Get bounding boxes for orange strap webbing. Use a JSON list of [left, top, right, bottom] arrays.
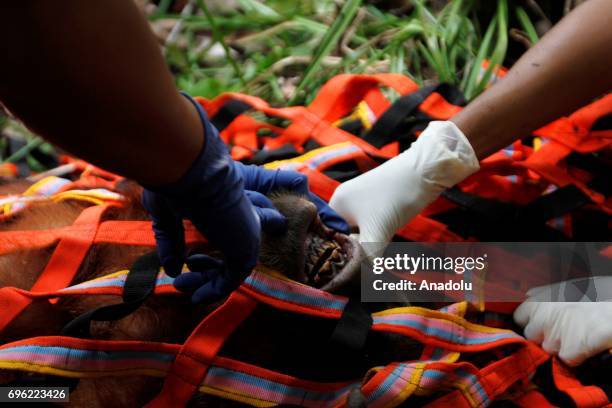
[[0, 212, 205, 332], [551, 358, 610, 408], [148, 290, 258, 407], [0, 205, 107, 331], [204, 74, 611, 245]]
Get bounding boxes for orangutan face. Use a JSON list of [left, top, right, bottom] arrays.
[[259, 193, 361, 292]]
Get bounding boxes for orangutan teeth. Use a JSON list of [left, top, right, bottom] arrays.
[[304, 234, 347, 285]]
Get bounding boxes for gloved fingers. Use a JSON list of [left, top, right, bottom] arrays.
[[173, 271, 214, 293], [236, 165, 308, 195], [142, 190, 186, 278], [357, 216, 394, 259], [233, 162, 265, 191], [329, 181, 358, 225], [254, 207, 288, 234], [190, 272, 239, 304], [523, 320, 546, 345], [559, 349, 586, 368], [540, 335, 561, 356], [237, 164, 349, 233], [307, 192, 350, 234], [274, 171, 352, 233], [177, 255, 226, 293], [152, 219, 186, 278], [514, 301, 547, 344], [560, 306, 612, 367], [186, 253, 224, 271], [245, 190, 287, 234], [244, 190, 273, 207], [558, 336, 586, 367], [513, 300, 536, 327]]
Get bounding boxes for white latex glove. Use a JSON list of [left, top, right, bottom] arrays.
[[330, 121, 479, 247], [514, 279, 612, 366]]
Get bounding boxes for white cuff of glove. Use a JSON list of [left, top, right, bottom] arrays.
[[330, 121, 479, 249]]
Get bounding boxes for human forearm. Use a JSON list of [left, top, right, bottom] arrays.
[[0, 0, 202, 186], [452, 0, 612, 159]]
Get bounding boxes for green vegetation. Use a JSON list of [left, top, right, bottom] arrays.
[[159, 0, 529, 106]]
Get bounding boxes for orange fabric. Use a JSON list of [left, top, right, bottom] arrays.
[[514, 389, 555, 408], [0, 220, 204, 256], [0, 205, 107, 331], [426, 343, 549, 408], [148, 291, 257, 407], [552, 358, 610, 408]]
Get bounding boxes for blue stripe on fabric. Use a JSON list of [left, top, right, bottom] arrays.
[[156, 276, 175, 286], [61, 277, 127, 291], [372, 317, 516, 345], [62, 275, 174, 292], [456, 368, 488, 403], [0, 345, 175, 363], [209, 367, 352, 402], [368, 365, 407, 402], [244, 276, 346, 311], [420, 368, 488, 404], [422, 369, 447, 382]]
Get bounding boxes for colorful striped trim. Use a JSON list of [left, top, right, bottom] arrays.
[[6, 269, 178, 300], [0, 176, 124, 216], [0, 264, 532, 408], [0, 339, 358, 407], [264, 142, 359, 172], [59, 270, 176, 295], [0, 337, 499, 408], [202, 366, 355, 407], [363, 361, 491, 408], [244, 271, 347, 314], [0, 343, 175, 379], [372, 307, 522, 347]]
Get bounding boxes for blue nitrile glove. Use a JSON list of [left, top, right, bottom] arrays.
[[173, 163, 351, 297], [142, 94, 270, 304], [234, 162, 350, 234]]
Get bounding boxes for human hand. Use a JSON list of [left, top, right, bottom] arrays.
[[144, 95, 349, 303], [234, 161, 349, 234], [514, 300, 612, 366], [330, 121, 479, 251], [142, 95, 262, 303], [172, 163, 351, 300]]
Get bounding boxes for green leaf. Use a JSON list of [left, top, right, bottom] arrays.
[[237, 0, 280, 18], [194, 0, 246, 87], [515, 6, 539, 44], [290, 0, 363, 104]]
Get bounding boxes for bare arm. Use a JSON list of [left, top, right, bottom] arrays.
[[0, 0, 202, 186], [452, 0, 612, 159]]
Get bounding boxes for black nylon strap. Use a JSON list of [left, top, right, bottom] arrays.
[[443, 164, 610, 228], [441, 187, 516, 221], [362, 85, 437, 149], [61, 252, 161, 338], [361, 83, 466, 149], [247, 143, 300, 165], [329, 296, 373, 352], [518, 185, 591, 223], [210, 99, 252, 132]]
